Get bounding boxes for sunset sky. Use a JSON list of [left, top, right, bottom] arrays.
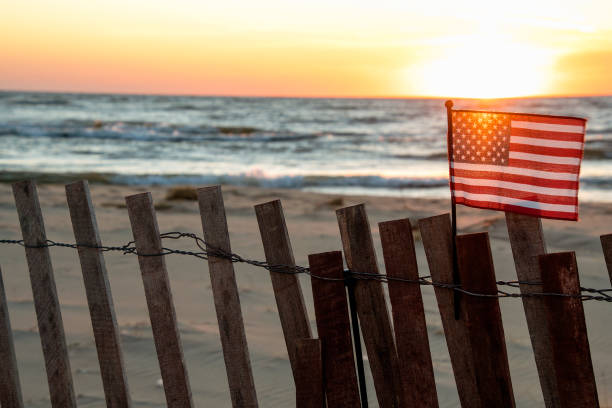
[[2, 0, 611, 98]]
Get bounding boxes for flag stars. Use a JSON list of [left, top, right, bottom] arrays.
[[453, 111, 510, 165]]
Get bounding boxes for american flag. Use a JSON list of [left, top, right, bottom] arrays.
[[449, 109, 586, 221]]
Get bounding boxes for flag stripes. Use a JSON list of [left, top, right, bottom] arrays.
[[452, 191, 577, 220], [452, 168, 579, 190], [451, 162, 578, 181], [450, 110, 586, 221], [505, 158, 579, 174], [510, 120, 584, 133], [508, 151, 581, 165], [511, 127, 584, 142], [452, 177, 577, 197], [453, 184, 578, 206], [509, 136, 583, 150]]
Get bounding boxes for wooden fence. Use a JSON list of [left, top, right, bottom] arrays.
[[0, 179, 610, 407]]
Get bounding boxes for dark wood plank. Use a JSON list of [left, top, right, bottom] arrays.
[[254, 200, 311, 379], [0, 265, 24, 408], [309, 251, 361, 407], [12, 180, 77, 408], [539, 252, 599, 408], [505, 213, 559, 407], [418, 214, 480, 408], [65, 180, 131, 408], [294, 338, 324, 408], [336, 204, 403, 408], [601, 234, 612, 285], [456, 232, 515, 408], [198, 186, 258, 408], [379, 218, 439, 408], [125, 192, 193, 408]]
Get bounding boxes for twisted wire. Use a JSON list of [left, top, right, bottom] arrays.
[[1, 233, 611, 301]]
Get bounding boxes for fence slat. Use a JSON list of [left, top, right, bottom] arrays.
[[336, 204, 403, 408], [309, 251, 361, 407], [12, 180, 77, 408], [0, 265, 24, 408], [125, 192, 193, 408], [197, 186, 258, 408], [294, 338, 324, 408], [505, 213, 559, 407], [379, 218, 439, 408], [254, 200, 311, 379], [539, 252, 599, 408], [418, 214, 480, 408], [456, 232, 515, 407], [601, 234, 612, 285], [65, 180, 131, 408]]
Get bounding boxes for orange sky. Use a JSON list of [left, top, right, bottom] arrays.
[[1, 0, 611, 98]]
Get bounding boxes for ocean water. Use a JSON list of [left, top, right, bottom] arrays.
[[1, 91, 611, 201]]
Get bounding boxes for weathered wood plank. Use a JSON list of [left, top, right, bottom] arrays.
[[379, 218, 439, 408], [456, 232, 515, 408], [505, 212, 559, 407], [336, 204, 403, 408], [539, 252, 599, 408], [12, 180, 77, 408], [601, 234, 612, 285], [198, 186, 258, 408], [418, 214, 480, 408], [309, 251, 361, 407], [254, 200, 311, 379], [294, 338, 324, 408], [0, 265, 24, 408], [125, 192, 193, 408], [65, 180, 131, 408]]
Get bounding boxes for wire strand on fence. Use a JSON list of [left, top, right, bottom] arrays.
[[1, 233, 611, 302]]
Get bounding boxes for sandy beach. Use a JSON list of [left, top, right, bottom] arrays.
[[0, 182, 610, 407]]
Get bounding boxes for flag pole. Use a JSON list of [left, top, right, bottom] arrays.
[[445, 100, 461, 320]]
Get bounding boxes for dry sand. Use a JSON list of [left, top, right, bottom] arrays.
[[0, 182, 610, 407]]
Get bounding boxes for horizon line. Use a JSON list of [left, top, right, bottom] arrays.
[[1, 87, 610, 100]]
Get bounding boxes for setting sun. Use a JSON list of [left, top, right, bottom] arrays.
[[409, 36, 552, 98]]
